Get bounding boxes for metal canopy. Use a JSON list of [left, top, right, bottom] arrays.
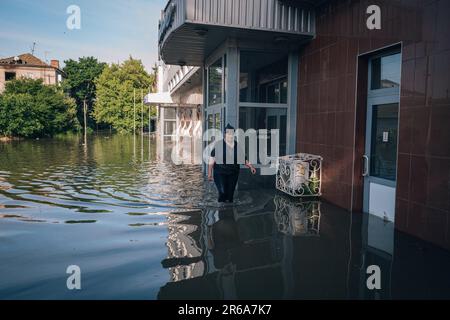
[[144, 92, 174, 106], [277, 0, 331, 7], [144, 92, 199, 107], [158, 0, 316, 66]]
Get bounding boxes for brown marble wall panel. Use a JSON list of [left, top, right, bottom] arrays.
[[296, 0, 450, 250]]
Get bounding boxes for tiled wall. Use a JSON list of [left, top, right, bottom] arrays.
[[296, 0, 450, 249]]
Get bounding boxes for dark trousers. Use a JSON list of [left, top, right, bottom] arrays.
[[213, 171, 239, 202]]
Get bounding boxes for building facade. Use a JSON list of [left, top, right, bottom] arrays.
[[145, 61, 203, 163], [0, 53, 65, 93], [156, 0, 450, 250], [295, 0, 450, 250]]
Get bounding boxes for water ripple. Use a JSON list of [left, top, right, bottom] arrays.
[[0, 135, 209, 224]]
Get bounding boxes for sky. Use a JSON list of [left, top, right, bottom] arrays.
[[0, 0, 167, 72]]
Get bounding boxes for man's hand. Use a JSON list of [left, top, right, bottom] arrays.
[[250, 166, 256, 175], [208, 173, 213, 181]]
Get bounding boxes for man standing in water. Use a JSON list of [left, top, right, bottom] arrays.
[[208, 124, 257, 203]]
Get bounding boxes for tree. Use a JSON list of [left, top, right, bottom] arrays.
[[0, 79, 79, 138], [93, 57, 156, 133], [62, 57, 106, 129]]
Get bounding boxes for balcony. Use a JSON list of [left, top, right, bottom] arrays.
[[158, 0, 317, 66], [166, 65, 200, 94]]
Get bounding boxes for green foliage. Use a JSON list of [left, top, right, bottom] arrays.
[[93, 57, 156, 133], [62, 57, 106, 127], [0, 79, 80, 138]]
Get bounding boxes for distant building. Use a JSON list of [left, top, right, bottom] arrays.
[[145, 61, 203, 163], [0, 53, 65, 93]]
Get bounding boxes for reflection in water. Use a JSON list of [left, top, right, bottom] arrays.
[[159, 192, 450, 300], [0, 134, 207, 217], [158, 195, 329, 299], [274, 195, 320, 236], [159, 197, 289, 299], [1, 134, 450, 299]]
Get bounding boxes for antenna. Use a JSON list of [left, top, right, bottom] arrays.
[[31, 42, 36, 55], [44, 50, 50, 64]]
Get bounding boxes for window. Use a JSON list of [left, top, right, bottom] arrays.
[[239, 51, 288, 104], [238, 51, 289, 158], [164, 107, 176, 120], [206, 113, 218, 143], [261, 79, 288, 104], [5, 72, 16, 81], [223, 55, 227, 103], [207, 114, 214, 130], [370, 52, 401, 90], [164, 121, 176, 135], [239, 107, 287, 157], [208, 58, 223, 106], [214, 113, 220, 129], [163, 107, 176, 136], [280, 81, 288, 103], [369, 103, 399, 180], [265, 82, 280, 103], [206, 113, 222, 130]]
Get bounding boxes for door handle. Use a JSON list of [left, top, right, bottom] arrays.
[[362, 155, 369, 176]]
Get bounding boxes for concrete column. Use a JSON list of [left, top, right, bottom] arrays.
[[225, 44, 239, 129], [287, 52, 299, 155], [202, 66, 208, 173]]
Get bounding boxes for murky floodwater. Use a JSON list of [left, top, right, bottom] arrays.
[[1, 134, 450, 299]]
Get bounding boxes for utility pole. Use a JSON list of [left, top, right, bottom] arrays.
[[83, 83, 91, 145], [141, 89, 144, 160], [149, 103, 152, 158], [148, 85, 152, 133], [83, 99, 87, 145], [133, 89, 136, 136], [44, 50, 50, 64], [148, 105, 151, 133], [141, 89, 144, 136], [31, 42, 36, 55]]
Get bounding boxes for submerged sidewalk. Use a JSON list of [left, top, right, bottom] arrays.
[[159, 173, 450, 300]]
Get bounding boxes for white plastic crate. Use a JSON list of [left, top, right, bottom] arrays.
[[276, 153, 322, 197]]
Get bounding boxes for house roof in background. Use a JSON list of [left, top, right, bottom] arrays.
[[0, 53, 64, 73], [0, 53, 48, 66]]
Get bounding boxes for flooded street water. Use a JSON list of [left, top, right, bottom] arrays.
[[1, 134, 450, 299]]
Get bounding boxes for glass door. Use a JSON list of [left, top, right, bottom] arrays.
[[205, 55, 225, 143], [206, 106, 223, 142], [266, 108, 287, 157], [363, 51, 401, 221]]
